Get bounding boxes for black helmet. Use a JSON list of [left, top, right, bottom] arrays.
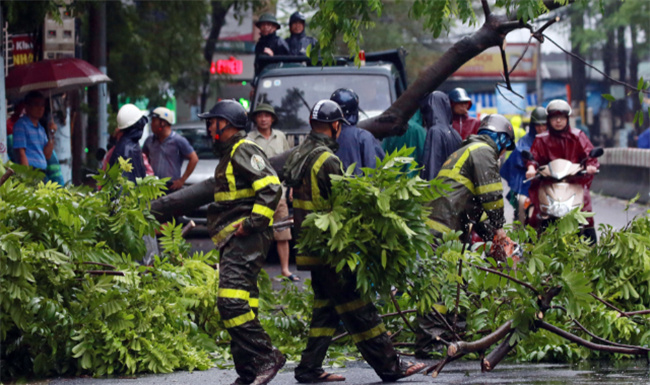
[[448, 88, 472, 107], [256, 13, 281, 29], [330, 88, 359, 125], [198, 99, 248, 129], [310, 100, 350, 125], [478, 114, 516, 151], [289, 11, 306, 25], [530, 106, 547, 125]]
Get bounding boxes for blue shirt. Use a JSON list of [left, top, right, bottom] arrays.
[[143, 132, 195, 181], [638, 128, 650, 149], [500, 131, 536, 196], [12, 115, 48, 170], [336, 123, 385, 175]]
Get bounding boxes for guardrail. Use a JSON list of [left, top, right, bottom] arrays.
[[592, 148, 650, 204]]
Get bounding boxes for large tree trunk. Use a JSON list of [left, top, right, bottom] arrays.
[[200, 1, 233, 112], [359, 0, 568, 139]]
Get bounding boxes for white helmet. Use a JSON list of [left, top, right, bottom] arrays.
[[546, 99, 572, 117], [117, 104, 146, 130], [150, 107, 175, 125]]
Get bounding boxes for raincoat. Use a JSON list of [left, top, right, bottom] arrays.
[[109, 120, 147, 182], [336, 123, 385, 176], [284, 131, 407, 383], [526, 125, 599, 228], [500, 130, 536, 197], [285, 31, 317, 56], [420, 92, 463, 180], [209, 131, 283, 383], [427, 135, 505, 242], [452, 113, 481, 140], [254, 32, 289, 76], [381, 111, 426, 178]]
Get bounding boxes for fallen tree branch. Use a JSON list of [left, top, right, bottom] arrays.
[[381, 309, 418, 318], [84, 270, 125, 276], [0, 167, 15, 187], [481, 330, 517, 372], [79, 261, 117, 269], [590, 293, 628, 317], [535, 321, 648, 355], [447, 320, 513, 357], [390, 291, 418, 335], [468, 263, 539, 295], [425, 353, 464, 377]]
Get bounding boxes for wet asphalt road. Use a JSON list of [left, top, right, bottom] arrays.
[[23, 193, 650, 385]]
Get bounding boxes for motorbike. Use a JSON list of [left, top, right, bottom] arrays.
[[521, 148, 603, 230]]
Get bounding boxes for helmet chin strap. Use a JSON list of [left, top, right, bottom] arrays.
[[212, 118, 233, 141]]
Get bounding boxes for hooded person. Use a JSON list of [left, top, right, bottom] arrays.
[[525, 99, 599, 244], [285, 11, 318, 56], [500, 107, 547, 224], [330, 88, 385, 175], [448, 88, 481, 140], [419, 91, 463, 180], [109, 104, 148, 182]]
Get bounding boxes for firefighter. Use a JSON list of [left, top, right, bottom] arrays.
[[198, 100, 284, 385], [284, 100, 425, 383]]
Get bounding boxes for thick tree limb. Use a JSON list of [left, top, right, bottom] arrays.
[[150, 177, 215, 222], [535, 321, 648, 355], [481, 331, 517, 372], [447, 320, 513, 357], [590, 293, 629, 317]]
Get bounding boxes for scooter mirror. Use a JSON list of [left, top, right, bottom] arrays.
[[521, 150, 534, 161], [589, 148, 604, 158]]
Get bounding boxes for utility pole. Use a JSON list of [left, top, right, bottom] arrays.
[[0, 6, 7, 163], [97, 1, 108, 151]]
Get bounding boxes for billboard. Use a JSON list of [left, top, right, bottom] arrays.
[[452, 43, 538, 79]]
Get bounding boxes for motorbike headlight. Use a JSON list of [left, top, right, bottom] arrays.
[[541, 195, 576, 218]]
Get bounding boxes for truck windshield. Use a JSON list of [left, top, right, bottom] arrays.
[[254, 74, 391, 132]]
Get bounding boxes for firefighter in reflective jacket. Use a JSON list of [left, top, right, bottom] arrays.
[[284, 100, 425, 383], [427, 114, 515, 244], [199, 100, 284, 385]]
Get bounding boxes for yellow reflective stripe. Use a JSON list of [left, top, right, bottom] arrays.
[[335, 298, 368, 314], [296, 256, 323, 266], [218, 288, 249, 300], [309, 328, 336, 338], [252, 204, 275, 220], [482, 199, 504, 211], [214, 189, 255, 202], [212, 217, 246, 245], [252, 175, 280, 192], [313, 299, 331, 308], [223, 310, 256, 328], [249, 298, 259, 308], [293, 199, 315, 211], [437, 169, 476, 195], [426, 219, 453, 234], [311, 152, 333, 204], [351, 323, 387, 344], [476, 182, 503, 195]]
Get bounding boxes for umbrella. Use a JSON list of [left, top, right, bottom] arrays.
[[5, 57, 111, 98]]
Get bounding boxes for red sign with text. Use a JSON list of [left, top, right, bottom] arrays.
[[12, 34, 36, 66], [211, 56, 243, 75]]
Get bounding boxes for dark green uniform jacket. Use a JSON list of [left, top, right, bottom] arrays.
[[208, 131, 282, 248], [283, 131, 342, 271], [427, 135, 505, 241]]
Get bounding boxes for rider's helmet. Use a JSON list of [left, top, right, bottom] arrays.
[[477, 114, 516, 151], [150, 107, 175, 126], [448, 88, 473, 108], [117, 104, 147, 130], [330, 88, 359, 125], [530, 106, 548, 125], [546, 99, 572, 117], [289, 11, 306, 26], [256, 13, 281, 29], [310, 100, 350, 125], [198, 99, 248, 129]]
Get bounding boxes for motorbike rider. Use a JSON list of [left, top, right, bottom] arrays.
[[448, 88, 481, 140], [420, 91, 462, 180], [199, 100, 285, 385], [525, 99, 599, 244], [500, 107, 547, 225], [109, 104, 148, 182], [284, 99, 425, 383], [285, 11, 318, 56], [330, 88, 385, 175]]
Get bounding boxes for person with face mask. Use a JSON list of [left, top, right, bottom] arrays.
[[448, 88, 481, 140], [109, 104, 148, 182], [525, 99, 599, 244], [500, 107, 547, 225], [198, 100, 284, 385], [285, 11, 318, 56], [419, 91, 463, 180], [284, 100, 425, 383]]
